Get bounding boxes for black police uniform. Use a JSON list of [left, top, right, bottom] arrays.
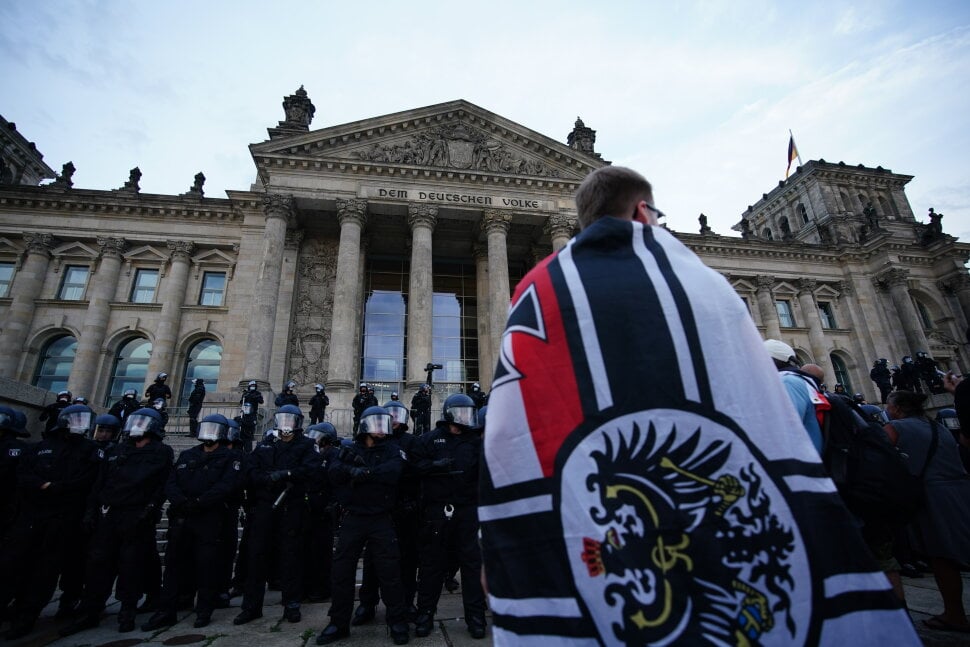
[[869, 364, 892, 404], [154, 444, 242, 622], [240, 389, 264, 450], [326, 436, 408, 632], [73, 437, 173, 630], [303, 442, 338, 601], [410, 391, 432, 435], [899, 360, 920, 392], [411, 422, 486, 632], [0, 432, 26, 542], [108, 395, 141, 423], [145, 380, 172, 402], [0, 430, 99, 637], [309, 392, 330, 425], [187, 383, 206, 437], [38, 398, 70, 435], [237, 432, 318, 619], [351, 391, 377, 433], [219, 441, 247, 602], [275, 391, 300, 407], [469, 388, 488, 410]]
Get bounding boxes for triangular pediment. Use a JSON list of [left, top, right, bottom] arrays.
[[192, 248, 235, 266], [124, 245, 169, 264], [52, 241, 98, 258], [251, 100, 602, 182], [0, 237, 23, 256]]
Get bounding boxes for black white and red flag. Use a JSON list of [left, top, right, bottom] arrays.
[[480, 216, 917, 646]]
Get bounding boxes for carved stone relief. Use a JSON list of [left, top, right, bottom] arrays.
[[288, 238, 339, 386]]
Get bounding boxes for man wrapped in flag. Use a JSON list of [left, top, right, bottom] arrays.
[[479, 166, 918, 646]]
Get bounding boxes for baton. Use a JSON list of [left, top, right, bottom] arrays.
[[272, 482, 293, 510]]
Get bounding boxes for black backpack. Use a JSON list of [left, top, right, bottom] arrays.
[[822, 396, 937, 527]]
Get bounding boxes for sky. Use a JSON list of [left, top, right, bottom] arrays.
[[1, 0, 968, 240]]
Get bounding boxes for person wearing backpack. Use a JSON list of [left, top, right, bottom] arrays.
[[884, 390, 970, 634]]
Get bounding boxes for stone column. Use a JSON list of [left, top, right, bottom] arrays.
[[837, 280, 880, 364], [755, 275, 782, 340], [146, 240, 194, 386], [0, 233, 56, 378], [796, 279, 830, 377], [482, 210, 512, 370], [68, 237, 126, 398], [878, 268, 929, 356], [405, 204, 437, 389], [326, 199, 367, 390], [546, 213, 576, 252], [242, 195, 293, 382], [474, 243, 492, 388], [940, 275, 970, 327]]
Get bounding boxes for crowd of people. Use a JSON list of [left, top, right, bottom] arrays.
[[0, 374, 490, 645]]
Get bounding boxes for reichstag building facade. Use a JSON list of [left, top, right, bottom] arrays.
[[0, 89, 967, 426]]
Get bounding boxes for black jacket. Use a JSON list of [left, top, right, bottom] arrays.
[[165, 444, 241, 514], [329, 438, 404, 515], [187, 385, 206, 418], [16, 433, 99, 520], [411, 423, 482, 507], [245, 433, 318, 504], [89, 439, 173, 513]]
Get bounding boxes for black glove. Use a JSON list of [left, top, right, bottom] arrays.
[[432, 457, 454, 470], [338, 446, 354, 462], [352, 453, 367, 467], [349, 467, 370, 482], [269, 469, 290, 483]]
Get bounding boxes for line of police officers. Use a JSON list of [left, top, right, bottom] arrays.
[[0, 388, 489, 645]]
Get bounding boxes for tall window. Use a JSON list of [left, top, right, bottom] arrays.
[[58, 265, 89, 300], [179, 339, 223, 405], [763, 228, 773, 241], [33, 335, 77, 393], [914, 299, 934, 330], [130, 268, 159, 303], [106, 338, 152, 406], [199, 271, 226, 306], [360, 260, 408, 398], [0, 262, 14, 297], [431, 262, 479, 396], [831, 353, 853, 393], [818, 302, 836, 329], [775, 300, 795, 328]]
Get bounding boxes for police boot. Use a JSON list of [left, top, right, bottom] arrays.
[[351, 604, 375, 626], [118, 606, 137, 633], [233, 608, 263, 625], [316, 622, 349, 644], [414, 612, 434, 637], [467, 616, 487, 639], [141, 610, 177, 631], [283, 604, 302, 623], [390, 621, 410, 645], [58, 612, 101, 636], [193, 612, 212, 628]]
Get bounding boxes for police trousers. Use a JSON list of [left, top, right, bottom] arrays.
[[415, 503, 485, 621]]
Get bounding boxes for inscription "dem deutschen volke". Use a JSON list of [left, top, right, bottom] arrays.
[[370, 187, 540, 209]]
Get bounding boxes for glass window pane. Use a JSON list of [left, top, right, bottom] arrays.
[[130, 269, 159, 303], [59, 266, 89, 300], [107, 338, 152, 405], [775, 300, 795, 328], [830, 354, 853, 393], [179, 339, 223, 405], [818, 302, 836, 329], [200, 272, 226, 306], [0, 262, 14, 297], [33, 335, 77, 393]]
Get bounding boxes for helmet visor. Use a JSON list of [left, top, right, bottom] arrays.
[[388, 406, 409, 425], [0, 410, 15, 431], [124, 413, 154, 438], [448, 406, 478, 428], [198, 421, 226, 441], [64, 410, 93, 435], [307, 429, 324, 442], [275, 411, 301, 433], [361, 413, 392, 437], [941, 417, 961, 431]]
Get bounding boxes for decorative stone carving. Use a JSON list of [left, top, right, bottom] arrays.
[[698, 213, 713, 235], [481, 210, 512, 236], [336, 198, 368, 229], [352, 120, 561, 177], [836, 280, 854, 297], [119, 167, 141, 193], [166, 240, 195, 260], [472, 242, 488, 261], [755, 275, 775, 291], [288, 238, 339, 385], [182, 172, 205, 198], [937, 274, 970, 295], [51, 161, 75, 189], [567, 117, 597, 157], [878, 268, 910, 288], [407, 204, 438, 230], [545, 213, 576, 239], [23, 232, 56, 257], [262, 193, 295, 225], [97, 236, 127, 258], [285, 229, 305, 250], [280, 85, 315, 130], [796, 278, 817, 296]]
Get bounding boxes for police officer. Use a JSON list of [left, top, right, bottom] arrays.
[[467, 382, 488, 410], [309, 384, 330, 425], [187, 378, 206, 437], [218, 417, 246, 605], [108, 388, 141, 423], [351, 383, 373, 434], [39, 389, 72, 435], [0, 404, 99, 640], [411, 394, 487, 640], [916, 350, 944, 393], [60, 408, 174, 636], [316, 406, 409, 645], [899, 355, 920, 392], [869, 359, 893, 404], [91, 414, 121, 450], [146, 372, 172, 403], [152, 397, 170, 431], [240, 380, 265, 451], [0, 405, 29, 541], [410, 384, 432, 436], [276, 380, 300, 407], [234, 404, 318, 625], [142, 414, 242, 630], [353, 400, 420, 625], [304, 421, 340, 602]]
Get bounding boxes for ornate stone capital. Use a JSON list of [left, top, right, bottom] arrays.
[[407, 204, 438, 231], [481, 209, 512, 236], [796, 278, 817, 296], [23, 232, 56, 257], [938, 274, 970, 295], [879, 268, 910, 288], [336, 198, 368, 229], [836, 280, 854, 297], [285, 229, 305, 250], [545, 213, 577, 239], [473, 243, 489, 262], [755, 275, 775, 292], [166, 240, 195, 261], [97, 236, 127, 259], [262, 194, 295, 224]]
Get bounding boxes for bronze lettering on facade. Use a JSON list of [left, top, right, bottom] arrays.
[[367, 185, 546, 210]]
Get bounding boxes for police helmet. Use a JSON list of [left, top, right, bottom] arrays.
[[306, 422, 338, 445], [891, 365, 900, 371], [916, 351, 928, 358], [853, 393, 865, 403], [73, 396, 89, 405], [936, 408, 960, 432], [442, 393, 478, 429], [860, 404, 889, 424], [194, 378, 205, 386], [383, 400, 409, 426], [123, 388, 137, 398], [359, 382, 368, 392], [359, 406, 392, 437], [198, 413, 230, 442], [284, 380, 297, 391], [471, 382, 481, 392], [93, 414, 122, 440], [879, 358, 888, 365], [0, 405, 29, 438], [58, 404, 94, 435], [12, 409, 28, 437], [57, 390, 72, 402], [903, 355, 913, 363], [156, 372, 168, 381], [152, 397, 166, 410], [123, 408, 164, 439], [315, 383, 325, 392], [226, 418, 241, 443], [274, 404, 303, 435], [390, 391, 399, 400], [248, 380, 258, 390]]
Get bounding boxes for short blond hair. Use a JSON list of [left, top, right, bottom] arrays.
[[575, 166, 653, 229]]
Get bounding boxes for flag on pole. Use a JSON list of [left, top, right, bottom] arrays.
[[786, 133, 801, 178]]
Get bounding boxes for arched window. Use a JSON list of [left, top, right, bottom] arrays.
[[913, 298, 934, 330], [107, 338, 152, 406], [779, 217, 792, 238], [33, 335, 77, 393], [797, 203, 808, 225], [763, 228, 773, 241], [179, 339, 223, 405], [830, 353, 853, 393]]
